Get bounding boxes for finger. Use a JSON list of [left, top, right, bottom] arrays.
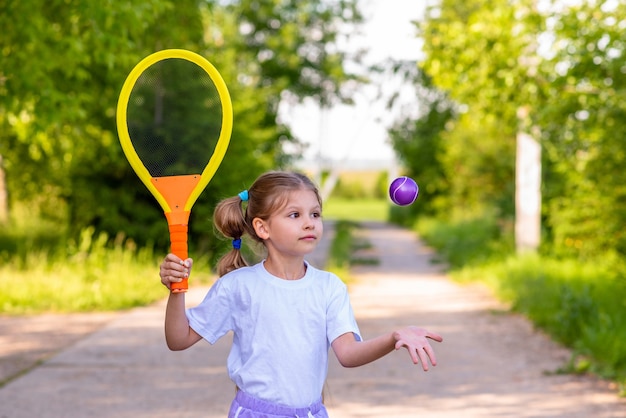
[[424, 344, 438, 367], [396, 340, 420, 365], [169, 260, 185, 271], [163, 261, 188, 276], [416, 347, 430, 371], [426, 332, 444, 343], [160, 268, 184, 284], [164, 253, 182, 264], [170, 274, 183, 283]]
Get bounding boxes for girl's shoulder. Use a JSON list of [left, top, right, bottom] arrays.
[[219, 263, 262, 282], [306, 263, 335, 278], [207, 266, 261, 294], [305, 263, 347, 288]]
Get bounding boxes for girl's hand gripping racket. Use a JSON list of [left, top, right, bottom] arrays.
[[116, 49, 233, 292]]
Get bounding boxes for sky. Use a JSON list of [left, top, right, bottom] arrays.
[[280, 0, 427, 167]]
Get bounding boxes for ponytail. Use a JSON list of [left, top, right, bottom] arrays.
[[213, 193, 249, 277]]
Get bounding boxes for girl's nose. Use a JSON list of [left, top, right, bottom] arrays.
[[304, 217, 315, 229]]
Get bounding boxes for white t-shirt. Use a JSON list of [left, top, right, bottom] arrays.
[[186, 261, 361, 408]]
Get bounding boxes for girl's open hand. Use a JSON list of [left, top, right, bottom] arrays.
[[159, 254, 193, 290], [393, 326, 443, 371]]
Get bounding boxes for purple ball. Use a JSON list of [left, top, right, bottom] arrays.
[[389, 176, 419, 206]]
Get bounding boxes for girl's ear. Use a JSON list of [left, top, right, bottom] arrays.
[[252, 217, 269, 240]]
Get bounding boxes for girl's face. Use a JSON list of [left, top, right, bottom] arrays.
[[253, 188, 323, 258]]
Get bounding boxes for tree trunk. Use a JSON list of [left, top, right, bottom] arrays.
[[515, 108, 541, 253]]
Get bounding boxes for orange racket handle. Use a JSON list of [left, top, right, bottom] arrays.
[[169, 223, 189, 293]]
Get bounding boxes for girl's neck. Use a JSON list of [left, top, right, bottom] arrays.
[[263, 257, 307, 281]]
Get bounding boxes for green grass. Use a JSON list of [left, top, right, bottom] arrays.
[[321, 198, 386, 280], [415, 214, 626, 395], [460, 255, 626, 389], [323, 197, 389, 222], [0, 226, 213, 315], [415, 213, 514, 268], [325, 220, 376, 283], [0, 199, 384, 314]]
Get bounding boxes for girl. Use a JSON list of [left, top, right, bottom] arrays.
[[159, 171, 442, 418]]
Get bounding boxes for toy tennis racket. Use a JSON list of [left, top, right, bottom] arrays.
[[116, 49, 233, 292]]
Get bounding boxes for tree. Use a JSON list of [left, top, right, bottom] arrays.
[[399, 0, 626, 260], [0, 0, 175, 227], [416, 0, 545, 218], [538, 0, 626, 258], [0, 0, 365, 259]]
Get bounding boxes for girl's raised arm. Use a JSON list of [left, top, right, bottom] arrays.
[[160, 254, 202, 350]]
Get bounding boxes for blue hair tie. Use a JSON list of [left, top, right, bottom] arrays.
[[232, 238, 242, 250], [238, 190, 249, 201]]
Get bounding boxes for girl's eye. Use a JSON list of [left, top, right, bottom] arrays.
[[289, 212, 299, 218], [312, 212, 321, 218]]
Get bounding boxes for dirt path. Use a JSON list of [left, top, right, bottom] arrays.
[[0, 221, 624, 417], [325, 222, 625, 417]]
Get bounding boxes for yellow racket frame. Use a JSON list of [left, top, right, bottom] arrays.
[[116, 49, 233, 292], [117, 49, 233, 218]]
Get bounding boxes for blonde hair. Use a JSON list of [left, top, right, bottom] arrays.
[[213, 171, 322, 276]]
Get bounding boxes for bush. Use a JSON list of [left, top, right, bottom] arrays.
[[416, 214, 626, 390]]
